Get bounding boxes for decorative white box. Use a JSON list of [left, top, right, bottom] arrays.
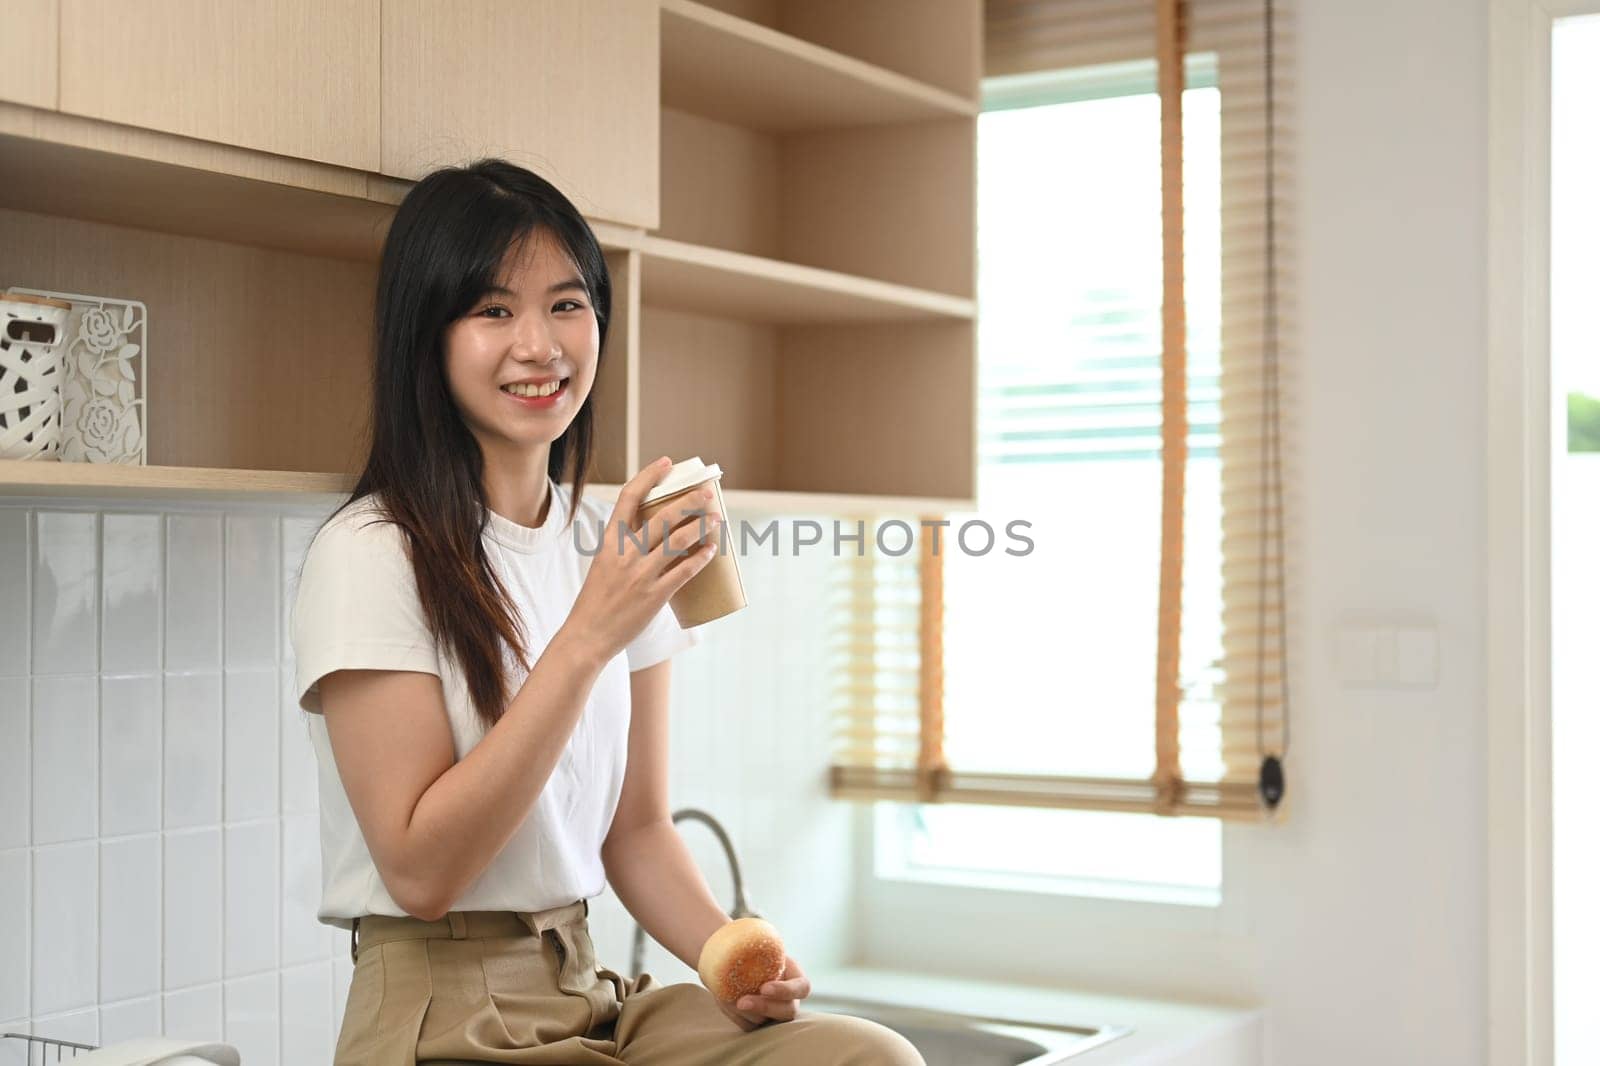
[[0, 292, 71, 459], [11, 287, 148, 464]]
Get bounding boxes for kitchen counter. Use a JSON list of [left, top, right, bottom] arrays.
[[806, 965, 1262, 1065]]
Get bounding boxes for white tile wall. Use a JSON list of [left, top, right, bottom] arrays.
[[163, 514, 222, 674], [225, 672, 279, 823], [33, 678, 96, 845], [100, 836, 160, 1002], [224, 824, 278, 979], [163, 829, 222, 991], [0, 849, 27, 1023], [100, 676, 161, 837], [101, 514, 161, 676], [163, 983, 221, 1044], [33, 843, 96, 1016], [164, 675, 222, 830], [99, 995, 159, 1047], [0, 682, 24, 854], [32, 513, 97, 676], [224, 972, 278, 1066], [1, 502, 348, 1063], [0, 500, 856, 1064], [224, 517, 279, 672], [0, 513, 29, 678]]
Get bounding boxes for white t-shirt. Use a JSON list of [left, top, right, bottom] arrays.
[[289, 476, 699, 930]]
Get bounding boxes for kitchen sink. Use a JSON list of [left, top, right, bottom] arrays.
[[803, 993, 1132, 1065]]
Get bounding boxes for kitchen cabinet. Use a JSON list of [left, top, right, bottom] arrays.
[[381, 0, 659, 231], [59, 0, 380, 171], [0, 0, 982, 512], [644, 0, 979, 501], [0, 0, 57, 110]]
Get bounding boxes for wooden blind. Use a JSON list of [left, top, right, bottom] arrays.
[[826, 520, 927, 773], [829, 0, 1294, 821]]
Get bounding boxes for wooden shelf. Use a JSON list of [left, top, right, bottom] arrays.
[[0, 102, 648, 262], [638, 235, 973, 323], [0, 105, 386, 262], [0, 460, 350, 504], [660, 0, 976, 133], [582, 482, 973, 517], [0, 461, 971, 515]]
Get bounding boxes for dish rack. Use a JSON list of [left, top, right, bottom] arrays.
[[2, 1031, 97, 1061]]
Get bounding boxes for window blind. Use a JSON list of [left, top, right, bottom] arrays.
[[828, 0, 1294, 821], [825, 520, 927, 774]]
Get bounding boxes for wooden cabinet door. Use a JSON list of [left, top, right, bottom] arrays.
[[59, 0, 380, 171], [381, 0, 658, 230], [0, 0, 57, 109]]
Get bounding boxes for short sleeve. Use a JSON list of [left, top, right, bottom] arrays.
[[625, 600, 701, 672], [290, 506, 440, 713]]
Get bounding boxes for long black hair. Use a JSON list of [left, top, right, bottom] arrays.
[[339, 159, 611, 730]]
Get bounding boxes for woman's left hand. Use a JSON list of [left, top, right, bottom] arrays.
[[717, 954, 812, 1030]]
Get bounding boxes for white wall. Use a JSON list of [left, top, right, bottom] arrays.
[[0, 502, 353, 1065], [1251, 1, 1488, 1060], [0, 498, 854, 1064], [859, 1, 1495, 1064]]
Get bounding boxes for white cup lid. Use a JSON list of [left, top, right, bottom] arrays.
[[642, 456, 723, 504]]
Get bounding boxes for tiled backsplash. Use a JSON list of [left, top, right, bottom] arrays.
[[1, 498, 852, 1064]]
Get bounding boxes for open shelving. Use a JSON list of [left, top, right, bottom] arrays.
[[644, 0, 980, 503], [0, 1, 981, 514], [659, 0, 976, 132], [636, 236, 974, 324]]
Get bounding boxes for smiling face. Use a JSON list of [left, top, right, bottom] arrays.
[[442, 228, 600, 462]]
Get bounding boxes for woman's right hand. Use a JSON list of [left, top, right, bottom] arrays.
[[561, 457, 722, 663]]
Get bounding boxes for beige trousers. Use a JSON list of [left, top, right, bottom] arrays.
[[333, 900, 923, 1066]]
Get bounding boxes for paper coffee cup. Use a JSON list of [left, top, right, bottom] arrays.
[[637, 457, 747, 628]]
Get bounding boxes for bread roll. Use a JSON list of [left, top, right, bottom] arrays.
[[696, 918, 786, 1003]]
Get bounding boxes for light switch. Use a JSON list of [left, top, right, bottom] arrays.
[[1336, 616, 1438, 689], [1390, 624, 1439, 687], [1335, 623, 1381, 685]]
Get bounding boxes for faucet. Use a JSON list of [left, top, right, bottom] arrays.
[[628, 807, 762, 980]]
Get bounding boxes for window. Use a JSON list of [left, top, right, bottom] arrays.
[[873, 60, 1225, 903], [1551, 13, 1600, 1065], [834, 3, 1295, 936]]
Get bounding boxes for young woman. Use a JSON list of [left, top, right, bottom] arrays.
[[289, 160, 922, 1065]]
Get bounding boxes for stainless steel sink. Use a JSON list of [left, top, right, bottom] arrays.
[[803, 993, 1132, 1065]]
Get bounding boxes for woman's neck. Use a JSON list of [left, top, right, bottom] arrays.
[[479, 440, 553, 528]]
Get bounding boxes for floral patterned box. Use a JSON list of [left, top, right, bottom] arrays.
[[9, 288, 146, 464]]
